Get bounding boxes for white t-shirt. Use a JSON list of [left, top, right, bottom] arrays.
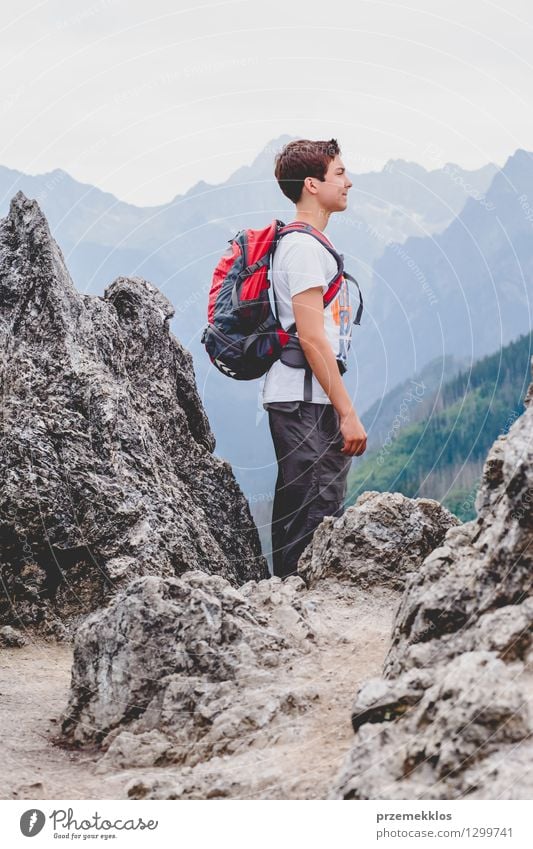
[[261, 231, 353, 406]]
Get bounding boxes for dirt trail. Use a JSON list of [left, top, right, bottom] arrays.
[[0, 582, 399, 800]]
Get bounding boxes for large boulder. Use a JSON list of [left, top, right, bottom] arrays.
[[0, 192, 267, 637], [298, 491, 459, 590], [333, 357, 533, 799], [60, 571, 318, 768]]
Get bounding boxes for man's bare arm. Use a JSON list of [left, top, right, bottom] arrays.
[[292, 286, 367, 456]]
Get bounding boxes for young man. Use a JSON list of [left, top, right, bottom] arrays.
[[263, 138, 367, 579]]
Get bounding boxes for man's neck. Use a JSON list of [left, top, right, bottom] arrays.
[[292, 206, 331, 233]]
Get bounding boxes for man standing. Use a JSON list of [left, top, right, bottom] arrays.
[[263, 138, 367, 579]]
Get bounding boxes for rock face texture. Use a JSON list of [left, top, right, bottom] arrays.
[[61, 571, 319, 764], [57, 569, 399, 800], [0, 192, 267, 637], [5, 190, 532, 801], [298, 491, 460, 590], [334, 358, 533, 800], [58, 491, 456, 795]]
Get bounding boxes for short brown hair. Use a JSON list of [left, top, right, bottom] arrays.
[[274, 138, 341, 203]]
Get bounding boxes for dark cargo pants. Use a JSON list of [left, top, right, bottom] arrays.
[[267, 400, 352, 578]]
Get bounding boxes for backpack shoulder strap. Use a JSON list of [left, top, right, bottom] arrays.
[[343, 270, 364, 326], [274, 221, 363, 329], [275, 222, 344, 302]]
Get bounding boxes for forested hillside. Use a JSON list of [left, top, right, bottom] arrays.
[[347, 332, 533, 520]]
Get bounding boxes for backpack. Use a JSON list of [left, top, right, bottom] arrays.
[[200, 219, 363, 400]]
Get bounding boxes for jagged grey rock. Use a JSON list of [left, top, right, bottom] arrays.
[[0, 192, 267, 637], [60, 571, 319, 769], [298, 490, 460, 590], [0, 625, 27, 647], [333, 357, 533, 799], [337, 652, 531, 799], [239, 573, 316, 642]]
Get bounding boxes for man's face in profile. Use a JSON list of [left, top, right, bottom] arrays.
[[315, 154, 352, 212]]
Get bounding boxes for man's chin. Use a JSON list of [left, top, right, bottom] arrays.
[[326, 201, 349, 215]]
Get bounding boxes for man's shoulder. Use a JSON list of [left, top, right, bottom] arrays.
[[275, 231, 336, 264], [278, 230, 335, 249]]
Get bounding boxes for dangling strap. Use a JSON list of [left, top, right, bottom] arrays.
[[344, 270, 364, 326], [303, 364, 313, 402], [279, 328, 312, 400], [279, 324, 343, 401]]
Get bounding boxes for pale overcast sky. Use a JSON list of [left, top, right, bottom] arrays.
[[1, 0, 532, 206]]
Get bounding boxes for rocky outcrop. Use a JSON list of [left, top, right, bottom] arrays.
[[298, 491, 459, 590], [61, 571, 318, 765], [56, 437, 467, 793], [333, 357, 533, 799], [57, 568, 399, 799], [0, 192, 267, 638]]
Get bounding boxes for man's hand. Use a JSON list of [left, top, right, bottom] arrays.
[[339, 409, 367, 456]]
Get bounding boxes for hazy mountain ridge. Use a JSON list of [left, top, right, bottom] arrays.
[[0, 141, 526, 537], [357, 148, 533, 413]]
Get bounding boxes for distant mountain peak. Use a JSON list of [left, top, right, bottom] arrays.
[[382, 158, 427, 175]]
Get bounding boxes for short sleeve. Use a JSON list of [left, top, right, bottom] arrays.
[[281, 235, 329, 297]]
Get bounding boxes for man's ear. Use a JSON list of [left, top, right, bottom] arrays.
[[292, 287, 325, 344], [303, 175, 317, 195]]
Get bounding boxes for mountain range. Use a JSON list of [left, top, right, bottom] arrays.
[[1, 139, 530, 561]]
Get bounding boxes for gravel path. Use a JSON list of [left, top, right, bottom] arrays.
[[0, 583, 399, 800]]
